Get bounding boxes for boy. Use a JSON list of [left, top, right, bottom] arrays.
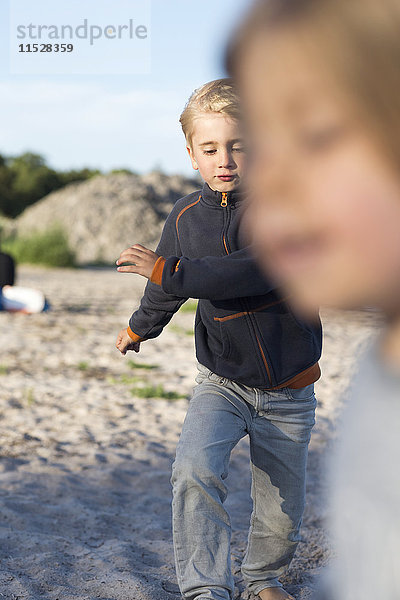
[[116, 79, 322, 600]]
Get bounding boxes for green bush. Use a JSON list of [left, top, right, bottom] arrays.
[[3, 227, 76, 267]]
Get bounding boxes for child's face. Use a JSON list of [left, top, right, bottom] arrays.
[[237, 32, 400, 314], [187, 113, 246, 193]]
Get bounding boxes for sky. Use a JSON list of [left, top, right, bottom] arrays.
[[0, 0, 252, 176]]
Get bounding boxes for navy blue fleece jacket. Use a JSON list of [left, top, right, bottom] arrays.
[[127, 182, 322, 389]]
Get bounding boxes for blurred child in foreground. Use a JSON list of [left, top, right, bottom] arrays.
[[227, 0, 400, 597]]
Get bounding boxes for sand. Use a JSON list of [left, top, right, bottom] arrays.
[[0, 266, 381, 600]]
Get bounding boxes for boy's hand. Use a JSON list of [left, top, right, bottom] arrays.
[[116, 244, 159, 279], [116, 328, 141, 355]]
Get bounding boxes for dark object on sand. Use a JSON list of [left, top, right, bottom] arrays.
[[0, 252, 15, 288]]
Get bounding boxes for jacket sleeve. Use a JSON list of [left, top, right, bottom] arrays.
[[127, 206, 188, 342], [152, 247, 276, 301]]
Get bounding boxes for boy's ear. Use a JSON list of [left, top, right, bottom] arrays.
[[186, 146, 199, 171]]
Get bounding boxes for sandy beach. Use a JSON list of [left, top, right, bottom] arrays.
[[0, 265, 381, 600]]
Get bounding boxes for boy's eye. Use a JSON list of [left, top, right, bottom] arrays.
[[300, 124, 347, 152], [232, 146, 245, 153], [203, 149, 217, 155]]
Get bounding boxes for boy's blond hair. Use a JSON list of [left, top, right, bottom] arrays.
[[226, 0, 400, 169], [180, 78, 240, 149]]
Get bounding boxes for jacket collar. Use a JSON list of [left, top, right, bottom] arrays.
[[200, 182, 244, 208]]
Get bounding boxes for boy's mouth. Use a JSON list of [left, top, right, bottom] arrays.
[[267, 233, 328, 278], [217, 175, 236, 182]]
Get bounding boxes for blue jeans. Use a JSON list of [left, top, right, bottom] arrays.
[[171, 364, 317, 600]]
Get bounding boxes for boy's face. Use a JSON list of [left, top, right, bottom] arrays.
[[237, 32, 400, 314], [187, 113, 246, 193]]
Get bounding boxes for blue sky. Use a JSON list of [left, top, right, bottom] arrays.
[[0, 0, 252, 176]]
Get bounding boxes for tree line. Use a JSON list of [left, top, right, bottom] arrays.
[[0, 152, 133, 218]]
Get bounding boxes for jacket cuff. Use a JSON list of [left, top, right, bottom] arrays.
[[150, 256, 166, 286], [127, 326, 145, 343]]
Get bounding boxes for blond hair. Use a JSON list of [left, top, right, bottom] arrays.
[[226, 0, 400, 168], [180, 78, 240, 148]]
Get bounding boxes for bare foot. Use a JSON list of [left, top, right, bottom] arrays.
[[258, 587, 295, 600]]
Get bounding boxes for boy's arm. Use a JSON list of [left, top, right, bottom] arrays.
[[120, 208, 188, 346], [126, 279, 187, 342], [118, 246, 276, 300], [159, 248, 276, 300]]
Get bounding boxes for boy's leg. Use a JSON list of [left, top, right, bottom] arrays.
[[171, 372, 252, 600], [241, 384, 317, 597]]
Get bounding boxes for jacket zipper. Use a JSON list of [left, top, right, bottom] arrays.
[[221, 193, 230, 254], [219, 191, 273, 386]]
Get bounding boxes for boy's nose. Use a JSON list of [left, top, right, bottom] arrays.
[[250, 144, 293, 202], [219, 150, 235, 169]]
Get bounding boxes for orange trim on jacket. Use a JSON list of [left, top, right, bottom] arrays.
[[175, 195, 201, 242], [150, 256, 166, 286], [127, 326, 145, 343], [255, 334, 272, 384], [213, 297, 290, 323]]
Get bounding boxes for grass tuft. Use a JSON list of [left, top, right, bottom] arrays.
[[25, 387, 35, 406], [169, 324, 194, 336], [179, 300, 198, 313], [127, 359, 157, 370], [130, 384, 186, 401], [119, 375, 142, 385]]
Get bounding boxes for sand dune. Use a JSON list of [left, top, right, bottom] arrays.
[[0, 266, 381, 599]]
